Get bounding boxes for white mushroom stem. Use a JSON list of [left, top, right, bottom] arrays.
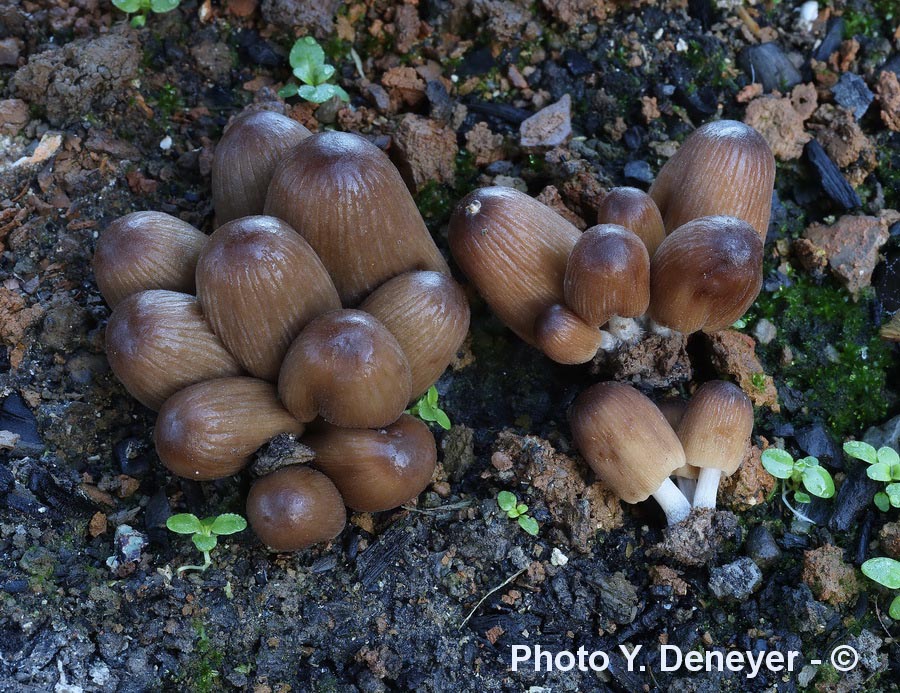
[[693, 467, 722, 509], [675, 476, 697, 504], [652, 476, 692, 525]]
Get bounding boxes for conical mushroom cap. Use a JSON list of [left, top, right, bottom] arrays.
[[677, 380, 753, 476], [596, 187, 666, 257], [570, 382, 686, 504]]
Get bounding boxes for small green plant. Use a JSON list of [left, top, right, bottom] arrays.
[[496, 491, 539, 536], [861, 557, 900, 619], [761, 448, 835, 523], [112, 0, 180, 27], [843, 441, 900, 511], [278, 37, 349, 104], [166, 513, 247, 573], [406, 385, 451, 430]]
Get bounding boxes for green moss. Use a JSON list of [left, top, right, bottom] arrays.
[[877, 141, 900, 211], [181, 621, 224, 693], [154, 83, 183, 120], [416, 150, 479, 228], [750, 267, 894, 438], [843, 0, 896, 39]]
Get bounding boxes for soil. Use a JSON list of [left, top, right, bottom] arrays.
[[2, 0, 900, 691]]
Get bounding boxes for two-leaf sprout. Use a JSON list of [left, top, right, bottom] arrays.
[[407, 385, 452, 430], [278, 37, 350, 104], [111, 0, 180, 27], [843, 441, 900, 511], [861, 557, 900, 620], [761, 448, 835, 523], [497, 491, 539, 536], [166, 513, 247, 573]]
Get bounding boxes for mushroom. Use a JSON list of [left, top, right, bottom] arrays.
[[264, 131, 449, 305], [105, 290, 242, 410], [195, 215, 341, 381], [656, 396, 697, 500], [649, 120, 775, 240], [359, 271, 470, 398], [93, 211, 208, 307], [570, 382, 691, 525], [596, 187, 666, 257], [278, 309, 413, 428], [648, 215, 763, 334], [305, 414, 437, 512], [246, 465, 346, 552], [155, 377, 304, 480], [448, 186, 580, 355], [563, 223, 650, 349], [212, 110, 311, 225], [533, 303, 603, 365], [676, 380, 753, 509]]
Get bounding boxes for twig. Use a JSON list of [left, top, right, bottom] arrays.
[[459, 568, 526, 630], [402, 500, 472, 515], [874, 599, 896, 641]]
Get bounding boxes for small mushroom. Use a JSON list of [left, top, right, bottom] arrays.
[[448, 186, 580, 349], [563, 223, 650, 349], [570, 382, 691, 525], [196, 215, 341, 381], [212, 110, 311, 225], [264, 131, 449, 306], [360, 271, 469, 398], [155, 377, 304, 480], [305, 414, 437, 512], [105, 290, 242, 410], [596, 187, 666, 257], [656, 396, 697, 500], [278, 309, 412, 428], [648, 215, 763, 334], [246, 465, 346, 552], [533, 303, 603, 364], [676, 380, 753, 509], [93, 211, 208, 307], [649, 120, 775, 240]]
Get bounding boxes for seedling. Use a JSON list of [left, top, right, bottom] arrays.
[[407, 385, 451, 430], [861, 557, 900, 619], [111, 0, 180, 27], [278, 37, 350, 104], [166, 513, 247, 573], [497, 491, 539, 536], [843, 441, 900, 511], [761, 448, 835, 523]]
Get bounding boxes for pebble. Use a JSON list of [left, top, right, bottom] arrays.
[[794, 424, 842, 467], [707, 558, 763, 601], [797, 1, 818, 33], [831, 72, 874, 120], [738, 43, 801, 92], [519, 94, 572, 148], [751, 318, 776, 345], [114, 438, 150, 477], [813, 18, 844, 63], [105, 524, 147, 575], [745, 526, 781, 569], [0, 98, 29, 136], [863, 414, 900, 451], [562, 49, 593, 77], [550, 547, 568, 566], [624, 160, 654, 184], [804, 139, 861, 210], [0, 38, 21, 66]]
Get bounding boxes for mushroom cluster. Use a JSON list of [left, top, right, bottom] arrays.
[[570, 380, 753, 525], [94, 111, 470, 552], [448, 120, 774, 364]]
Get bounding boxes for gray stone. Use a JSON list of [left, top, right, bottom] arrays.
[[0, 37, 21, 66], [832, 72, 874, 120], [752, 318, 777, 345], [520, 94, 571, 148], [863, 414, 900, 450], [745, 525, 781, 569], [624, 159, 653, 184], [707, 557, 762, 601], [739, 43, 801, 92], [596, 571, 639, 624]]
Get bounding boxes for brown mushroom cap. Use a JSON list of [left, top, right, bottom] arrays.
[[278, 309, 413, 428], [360, 271, 469, 398], [212, 110, 311, 225], [648, 215, 763, 334], [563, 224, 650, 328], [264, 131, 450, 306], [533, 303, 603, 364], [195, 215, 341, 381], [677, 380, 753, 476], [570, 382, 686, 504], [93, 211, 208, 307], [649, 120, 775, 240], [448, 186, 580, 347], [154, 376, 304, 480], [105, 290, 242, 410], [596, 187, 666, 257], [305, 414, 437, 512], [246, 465, 346, 552]]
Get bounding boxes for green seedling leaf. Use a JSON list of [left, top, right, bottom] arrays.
[[761, 448, 794, 479], [518, 515, 539, 536], [167, 513, 202, 534], [877, 446, 900, 467], [434, 409, 451, 430], [278, 83, 299, 98], [130, 13, 147, 26], [211, 513, 247, 536], [861, 557, 900, 589], [794, 491, 811, 504], [797, 456, 819, 468], [802, 466, 835, 498], [867, 462, 893, 482], [844, 440, 877, 465], [290, 37, 326, 85], [150, 0, 179, 12], [497, 491, 516, 513], [426, 385, 439, 407], [313, 63, 336, 83], [875, 492, 891, 512], [516, 503, 528, 515], [192, 533, 217, 553], [506, 508, 521, 519], [113, 0, 143, 12], [891, 595, 900, 621], [298, 84, 345, 104], [888, 483, 900, 508], [891, 464, 900, 480]]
